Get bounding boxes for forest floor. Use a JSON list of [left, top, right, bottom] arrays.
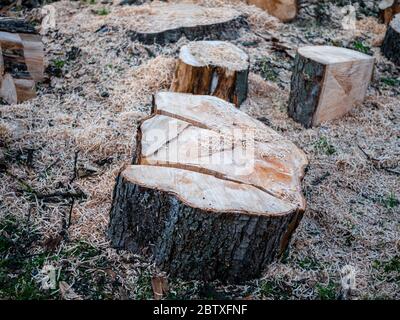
[[0, 0, 399, 300]]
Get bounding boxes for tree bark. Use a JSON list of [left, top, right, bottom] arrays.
[[288, 46, 374, 127], [108, 92, 308, 283], [170, 41, 249, 107], [127, 4, 247, 45], [382, 14, 400, 65]]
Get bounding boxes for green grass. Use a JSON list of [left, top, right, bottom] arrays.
[[259, 280, 291, 299], [381, 77, 400, 87], [258, 57, 278, 82], [134, 270, 153, 300], [95, 8, 110, 16], [52, 59, 66, 69], [316, 281, 337, 300], [381, 192, 399, 209], [313, 136, 336, 155], [297, 257, 321, 271], [352, 41, 371, 55], [0, 216, 56, 299]]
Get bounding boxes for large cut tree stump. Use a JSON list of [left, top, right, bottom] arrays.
[[125, 3, 247, 44], [288, 46, 374, 128], [170, 41, 249, 107], [247, 0, 298, 22], [0, 17, 44, 104], [379, 0, 400, 25], [382, 14, 400, 66], [109, 92, 308, 283]]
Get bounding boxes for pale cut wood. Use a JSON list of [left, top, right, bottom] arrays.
[[379, 0, 400, 25], [126, 3, 247, 44], [288, 46, 375, 128], [171, 41, 249, 107], [247, 0, 297, 22], [109, 92, 307, 282], [0, 18, 44, 104], [0, 44, 3, 76], [0, 73, 18, 105], [382, 13, 400, 66]]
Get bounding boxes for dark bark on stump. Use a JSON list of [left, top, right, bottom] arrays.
[[108, 172, 303, 283], [128, 16, 248, 45], [287, 53, 325, 128], [0, 17, 36, 34], [382, 15, 400, 65]]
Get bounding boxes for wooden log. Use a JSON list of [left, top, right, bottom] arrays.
[[126, 3, 247, 45], [288, 46, 375, 128], [379, 0, 400, 25], [170, 41, 249, 107], [247, 0, 298, 22], [382, 13, 400, 66], [109, 92, 308, 283], [0, 17, 43, 104]]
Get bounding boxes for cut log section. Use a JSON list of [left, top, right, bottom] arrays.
[[247, 0, 298, 22], [124, 3, 247, 44], [0, 17, 43, 104], [109, 92, 308, 283], [170, 41, 249, 107], [382, 13, 400, 66], [379, 0, 400, 25], [288, 46, 375, 128]]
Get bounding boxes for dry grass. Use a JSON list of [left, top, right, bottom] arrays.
[[0, 0, 399, 300]]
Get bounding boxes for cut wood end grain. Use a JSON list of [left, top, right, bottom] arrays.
[[180, 41, 249, 71], [298, 45, 374, 65], [135, 92, 308, 216], [123, 3, 246, 44], [247, 0, 298, 22]]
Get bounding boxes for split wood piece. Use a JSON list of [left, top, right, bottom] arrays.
[[288, 45, 375, 128], [247, 0, 298, 22], [0, 17, 44, 104], [379, 0, 400, 25], [126, 3, 247, 44], [109, 92, 308, 283], [170, 41, 249, 107], [382, 13, 400, 66]]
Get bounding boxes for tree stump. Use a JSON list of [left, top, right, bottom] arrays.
[[126, 3, 247, 45], [382, 14, 400, 66], [247, 0, 298, 22], [170, 41, 249, 107], [109, 92, 308, 283], [288, 46, 375, 128], [379, 0, 400, 25], [0, 17, 44, 105]]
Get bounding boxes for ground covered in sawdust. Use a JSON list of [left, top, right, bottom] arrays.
[[0, 0, 399, 300]]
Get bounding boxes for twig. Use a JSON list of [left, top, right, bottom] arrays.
[[357, 144, 400, 176], [70, 150, 79, 184]]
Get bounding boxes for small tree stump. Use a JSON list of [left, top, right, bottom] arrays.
[[288, 46, 375, 128], [382, 14, 400, 66], [0, 17, 44, 104], [247, 0, 298, 22], [170, 41, 249, 107], [126, 3, 247, 44], [379, 0, 400, 25], [109, 92, 308, 283]]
